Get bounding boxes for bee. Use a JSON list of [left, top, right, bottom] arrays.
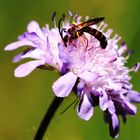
[[59, 17, 107, 49]]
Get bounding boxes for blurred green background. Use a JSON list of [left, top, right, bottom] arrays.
[[0, 0, 140, 139]]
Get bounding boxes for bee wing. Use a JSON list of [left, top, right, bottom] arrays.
[[78, 17, 105, 28]]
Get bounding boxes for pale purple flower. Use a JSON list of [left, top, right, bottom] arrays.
[[52, 14, 140, 138], [5, 13, 140, 138]]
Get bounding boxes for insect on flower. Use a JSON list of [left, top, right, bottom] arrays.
[[4, 11, 140, 139], [58, 16, 108, 49]]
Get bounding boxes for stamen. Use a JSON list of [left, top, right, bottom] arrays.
[[62, 13, 66, 21], [68, 10, 72, 17], [67, 10, 72, 23], [109, 34, 121, 47], [113, 34, 118, 40], [76, 16, 82, 24], [125, 49, 134, 56], [101, 23, 108, 31], [121, 41, 126, 46], [51, 11, 56, 28], [62, 14, 67, 27], [115, 48, 120, 57], [125, 49, 134, 60], [105, 29, 113, 39], [85, 16, 89, 21], [74, 13, 79, 19], [115, 36, 121, 43], [97, 21, 104, 30], [113, 34, 121, 43]]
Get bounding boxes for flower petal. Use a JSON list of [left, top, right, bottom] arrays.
[[77, 80, 85, 96], [12, 49, 33, 63], [126, 90, 140, 103], [124, 101, 137, 115], [120, 94, 137, 115], [4, 40, 35, 51], [109, 114, 119, 139], [14, 60, 45, 77], [22, 32, 43, 44], [12, 53, 24, 63], [108, 100, 116, 115], [52, 72, 77, 97], [77, 94, 93, 121], [58, 42, 70, 64], [21, 49, 45, 59], [27, 21, 45, 40], [99, 91, 109, 111], [79, 71, 99, 83]]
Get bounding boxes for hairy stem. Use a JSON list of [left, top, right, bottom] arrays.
[[34, 96, 64, 140]]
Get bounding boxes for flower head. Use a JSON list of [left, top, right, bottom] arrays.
[[5, 12, 140, 138]]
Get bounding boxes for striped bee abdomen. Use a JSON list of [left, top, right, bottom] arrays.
[[81, 26, 107, 49]]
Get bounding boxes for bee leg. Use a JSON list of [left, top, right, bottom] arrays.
[[82, 34, 89, 50], [75, 31, 86, 46]]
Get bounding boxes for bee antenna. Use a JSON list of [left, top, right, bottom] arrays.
[[58, 18, 65, 41], [60, 28, 66, 42], [58, 18, 63, 34], [51, 11, 56, 21]]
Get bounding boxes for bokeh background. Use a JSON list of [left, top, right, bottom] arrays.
[[0, 0, 140, 140]]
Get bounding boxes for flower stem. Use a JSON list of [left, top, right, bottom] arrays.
[[34, 96, 64, 140]]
